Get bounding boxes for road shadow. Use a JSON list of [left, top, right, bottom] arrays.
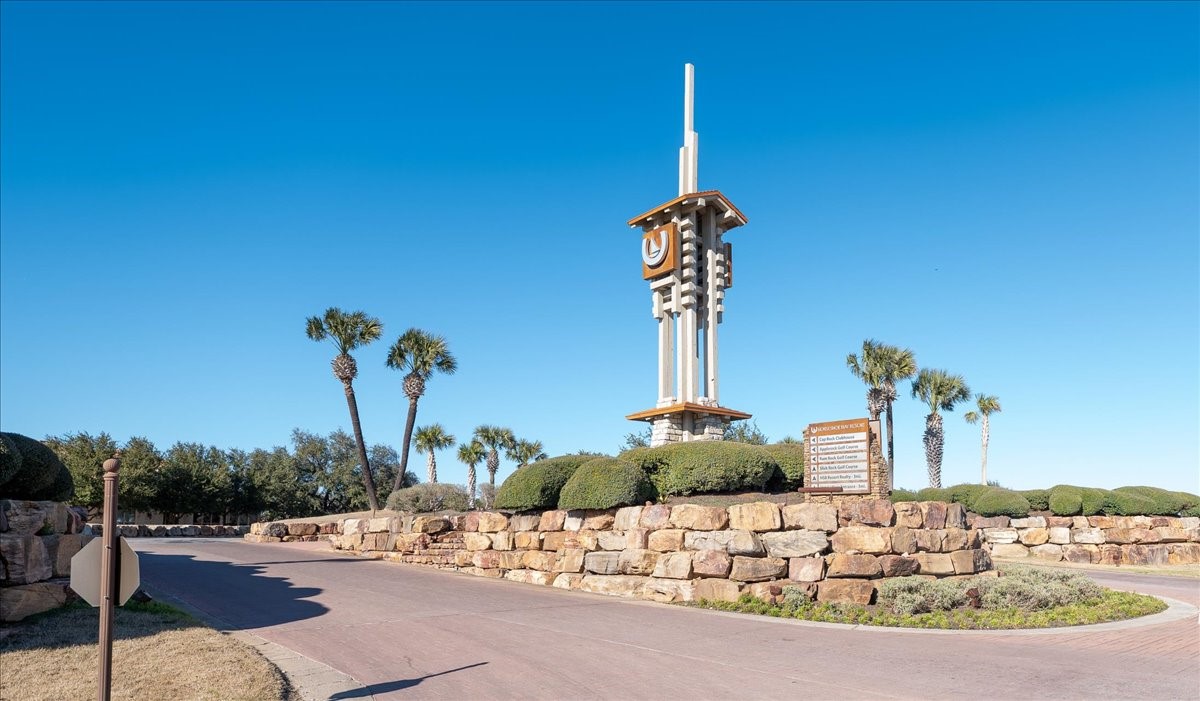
[[328, 662, 489, 699], [136, 550, 337, 630]]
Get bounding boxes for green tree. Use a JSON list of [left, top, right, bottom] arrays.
[[243, 446, 319, 520], [306, 307, 384, 511], [911, 369, 971, 489], [846, 339, 888, 420], [43, 432, 118, 514], [507, 439, 547, 469], [878, 343, 918, 476], [413, 424, 455, 484], [725, 420, 768, 445], [457, 441, 486, 508], [964, 394, 1002, 486], [473, 425, 515, 487], [621, 427, 651, 451], [118, 437, 163, 516], [385, 328, 458, 491], [153, 442, 230, 523]]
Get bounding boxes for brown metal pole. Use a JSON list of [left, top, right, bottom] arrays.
[[98, 453, 120, 701]]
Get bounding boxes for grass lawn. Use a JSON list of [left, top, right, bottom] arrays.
[[0, 600, 290, 700]]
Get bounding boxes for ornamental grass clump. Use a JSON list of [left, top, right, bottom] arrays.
[[494, 455, 597, 511]]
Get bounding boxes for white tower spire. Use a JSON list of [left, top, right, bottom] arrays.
[[678, 63, 699, 196]]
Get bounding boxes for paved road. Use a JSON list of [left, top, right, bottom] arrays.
[[134, 539, 1200, 700]]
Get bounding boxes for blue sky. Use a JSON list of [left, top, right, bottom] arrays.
[[2, 1, 1197, 493]]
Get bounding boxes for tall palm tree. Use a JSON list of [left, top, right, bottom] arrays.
[[457, 441, 485, 508], [877, 343, 918, 476], [846, 340, 887, 420], [306, 308, 383, 511], [507, 439, 547, 469], [413, 424, 455, 485], [473, 425, 515, 486], [911, 369, 971, 489], [385, 328, 458, 490], [964, 394, 1002, 485]]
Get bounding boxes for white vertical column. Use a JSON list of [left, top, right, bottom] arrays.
[[704, 213, 720, 402], [657, 301, 675, 404], [678, 63, 699, 196]]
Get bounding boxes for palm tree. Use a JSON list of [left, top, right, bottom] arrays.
[[846, 340, 888, 420], [306, 308, 383, 511], [507, 439, 547, 469], [413, 424, 455, 484], [473, 425, 515, 486], [911, 369, 971, 489], [385, 328, 458, 490], [964, 394, 1002, 485], [457, 441, 486, 508], [877, 343, 918, 476]]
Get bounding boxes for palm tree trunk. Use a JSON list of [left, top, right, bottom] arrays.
[[467, 465, 477, 510], [395, 397, 419, 491], [885, 400, 896, 480], [343, 382, 380, 511], [487, 449, 499, 486], [980, 414, 990, 485], [426, 450, 437, 484], [923, 412, 944, 489], [866, 388, 884, 421]]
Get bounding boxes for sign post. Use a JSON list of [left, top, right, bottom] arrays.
[[98, 453, 120, 701], [806, 419, 873, 494]]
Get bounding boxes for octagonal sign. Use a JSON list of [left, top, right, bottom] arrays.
[[70, 536, 141, 607]]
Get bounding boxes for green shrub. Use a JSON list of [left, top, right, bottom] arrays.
[[890, 488, 918, 503], [1020, 489, 1050, 511], [970, 487, 1032, 517], [385, 483, 470, 513], [762, 443, 805, 491], [622, 441, 777, 497], [1102, 489, 1158, 516], [0, 433, 22, 485], [946, 483, 991, 511], [977, 567, 1103, 611], [494, 455, 597, 511], [1110, 486, 1199, 516], [1048, 485, 1083, 516], [557, 458, 655, 510], [0, 433, 73, 501], [877, 577, 971, 615], [915, 487, 952, 503], [1080, 487, 1110, 516]]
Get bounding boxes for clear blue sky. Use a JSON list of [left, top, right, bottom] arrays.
[[2, 1, 1197, 493]]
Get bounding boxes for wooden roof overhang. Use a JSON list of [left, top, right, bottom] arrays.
[[627, 190, 748, 231], [626, 402, 752, 423]]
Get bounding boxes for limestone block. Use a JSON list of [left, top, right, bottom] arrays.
[[509, 514, 542, 532], [393, 533, 427, 552], [890, 527, 918, 555], [915, 530, 946, 553], [684, 530, 734, 551], [945, 503, 967, 530], [983, 528, 1018, 544], [915, 553, 955, 576], [1045, 516, 1074, 528], [554, 548, 586, 574], [952, 549, 993, 575], [745, 580, 799, 604], [991, 543, 1029, 558], [613, 506, 643, 531], [826, 554, 882, 579], [504, 569, 555, 586], [46, 534, 88, 577], [840, 499, 895, 527], [0, 535, 52, 584], [523, 551, 557, 571], [617, 549, 660, 576], [878, 554, 920, 577], [972, 515, 1010, 529], [513, 531, 541, 550], [921, 502, 947, 530], [1072, 527, 1106, 544], [412, 516, 448, 534], [830, 527, 889, 554], [362, 533, 391, 552], [625, 529, 649, 549], [639, 505, 672, 530], [892, 502, 924, 529], [472, 551, 505, 569], [597, 531, 626, 551], [462, 532, 493, 552], [943, 528, 969, 552], [782, 503, 838, 532], [490, 532, 513, 551], [2, 501, 70, 536], [1048, 527, 1071, 545], [788, 556, 825, 582], [0, 581, 70, 622], [652, 551, 693, 579], [1179, 517, 1200, 530], [563, 511, 585, 532], [566, 530, 599, 551], [727, 530, 765, 556], [1070, 516, 1090, 529], [501, 551, 527, 569], [669, 504, 728, 531], [552, 573, 584, 590], [1088, 516, 1116, 529], [1153, 527, 1189, 543], [538, 510, 567, 532], [583, 512, 615, 530], [647, 529, 685, 552], [728, 502, 782, 532], [454, 550, 474, 567], [817, 579, 875, 605], [1122, 544, 1169, 566], [1010, 516, 1046, 529], [338, 533, 363, 550], [694, 578, 741, 603], [1188, 528, 1200, 542], [692, 550, 732, 578], [730, 556, 787, 582], [542, 532, 567, 551], [643, 577, 696, 603], [476, 512, 509, 533], [763, 530, 829, 558], [1018, 528, 1049, 546], [342, 518, 366, 536], [263, 522, 288, 538], [579, 574, 649, 598], [1029, 544, 1063, 561], [1061, 544, 1099, 563], [1167, 543, 1200, 565], [366, 518, 391, 534]]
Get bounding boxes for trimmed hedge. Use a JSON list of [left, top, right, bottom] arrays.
[[970, 487, 1032, 517], [897, 482, 1199, 518], [1020, 489, 1050, 511], [915, 487, 952, 503], [557, 458, 655, 510], [0, 432, 74, 501], [494, 455, 597, 511], [0, 433, 21, 485], [622, 441, 778, 497], [1048, 485, 1083, 516], [890, 488, 918, 502], [762, 443, 805, 491]]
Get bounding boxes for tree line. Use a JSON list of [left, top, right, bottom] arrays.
[[846, 339, 1001, 488]]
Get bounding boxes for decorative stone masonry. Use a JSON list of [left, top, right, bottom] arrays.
[[975, 514, 1200, 566], [0, 500, 92, 622], [91, 523, 248, 538], [250, 499, 995, 607]]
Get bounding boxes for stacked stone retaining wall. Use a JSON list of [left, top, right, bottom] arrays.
[[0, 500, 92, 621], [248, 499, 997, 606], [973, 513, 1200, 566], [87, 523, 247, 538]]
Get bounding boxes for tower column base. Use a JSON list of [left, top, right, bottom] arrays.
[[630, 402, 750, 447]]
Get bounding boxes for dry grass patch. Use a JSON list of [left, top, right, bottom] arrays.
[[0, 601, 289, 701]]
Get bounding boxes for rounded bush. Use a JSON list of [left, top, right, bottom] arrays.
[[1048, 485, 1083, 516], [890, 488, 918, 503], [915, 487, 952, 503], [0, 432, 73, 500], [623, 441, 777, 497], [494, 455, 597, 511], [946, 484, 990, 511], [0, 433, 22, 485], [1080, 487, 1110, 516], [1102, 489, 1159, 516], [761, 443, 805, 491], [1111, 486, 1199, 516], [1020, 489, 1050, 512], [557, 458, 655, 510], [970, 487, 1032, 517], [385, 483, 470, 513]]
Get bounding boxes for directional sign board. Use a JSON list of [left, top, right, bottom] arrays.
[[71, 536, 140, 607], [806, 418, 872, 494]]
